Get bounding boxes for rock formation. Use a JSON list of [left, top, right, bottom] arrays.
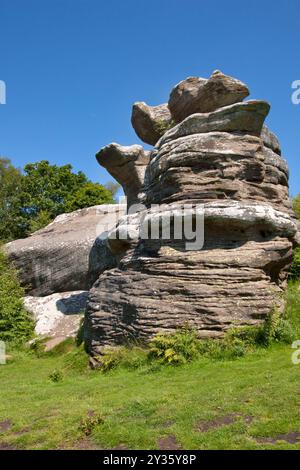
[[5, 204, 126, 296], [5, 204, 126, 345], [85, 70, 298, 358]]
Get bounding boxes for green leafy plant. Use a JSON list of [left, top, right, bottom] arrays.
[[149, 325, 200, 365], [258, 308, 294, 346]]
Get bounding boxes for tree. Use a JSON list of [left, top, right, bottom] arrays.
[[0, 158, 23, 242], [0, 159, 115, 241]]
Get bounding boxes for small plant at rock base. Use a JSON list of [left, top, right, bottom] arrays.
[[49, 369, 63, 383], [259, 308, 286, 346], [79, 413, 104, 436], [148, 325, 199, 365]]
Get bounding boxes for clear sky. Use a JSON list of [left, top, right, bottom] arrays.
[[0, 0, 299, 195]]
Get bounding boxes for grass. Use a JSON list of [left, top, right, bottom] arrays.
[[1, 282, 300, 450]]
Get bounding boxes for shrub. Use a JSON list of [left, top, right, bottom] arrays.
[[0, 249, 35, 344], [149, 326, 200, 365]]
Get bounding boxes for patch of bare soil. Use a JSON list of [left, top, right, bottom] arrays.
[[158, 435, 181, 450], [0, 442, 19, 450], [0, 419, 12, 432], [256, 432, 300, 445], [113, 444, 129, 450], [197, 413, 253, 432], [71, 438, 104, 450]]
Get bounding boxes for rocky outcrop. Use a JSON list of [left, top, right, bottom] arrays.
[[168, 70, 249, 122], [24, 291, 88, 338], [96, 144, 150, 207], [85, 71, 297, 357], [131, 102, 172, 145], [5, 204, 126, 296]]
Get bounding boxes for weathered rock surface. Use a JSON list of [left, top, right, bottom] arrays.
[[5, 204, 126, 296], [261, 125, 281, 155], [85, 72, 297, 357], [147, 132, 292, 215], [131, 102, 172, 145], [168, 70, 249, 122], [96, 144, 150, 207], [24, 291, 88, 338], [158, 101, 270, 147]]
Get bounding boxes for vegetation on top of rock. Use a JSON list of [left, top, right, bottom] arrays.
[[0, 249, 35, 343], [0, 158, 117, 242]]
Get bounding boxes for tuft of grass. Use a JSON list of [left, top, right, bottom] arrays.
[[49, 369, 63, 383]]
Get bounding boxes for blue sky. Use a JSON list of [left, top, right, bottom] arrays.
[[0, 0, 299, 195]]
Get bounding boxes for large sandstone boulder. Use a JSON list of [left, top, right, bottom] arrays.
[[85, 72, 298, 358], [96, 144, 150, 207], [5, 204, 126, 296], [168, 70, 249, 122], [131, 102, 172, 145]]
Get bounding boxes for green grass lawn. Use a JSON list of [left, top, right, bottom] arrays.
[[1, 341, 300, 450]]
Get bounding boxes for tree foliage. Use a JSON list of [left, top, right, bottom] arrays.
[[0, 158, 23, 242], [0, 159, 115, 241]]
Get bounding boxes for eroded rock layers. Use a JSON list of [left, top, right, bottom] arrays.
[[85, 71, 298, 356]]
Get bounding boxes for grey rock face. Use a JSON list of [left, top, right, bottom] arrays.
[[261, 125, 281, 155], [5, 204, 126, 296], [24, 291, 88, 338], [85, 72, 297, 357], [168, 70, 249, 122], [131, 102, 172, 145], [96, 144, 150, 207]]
